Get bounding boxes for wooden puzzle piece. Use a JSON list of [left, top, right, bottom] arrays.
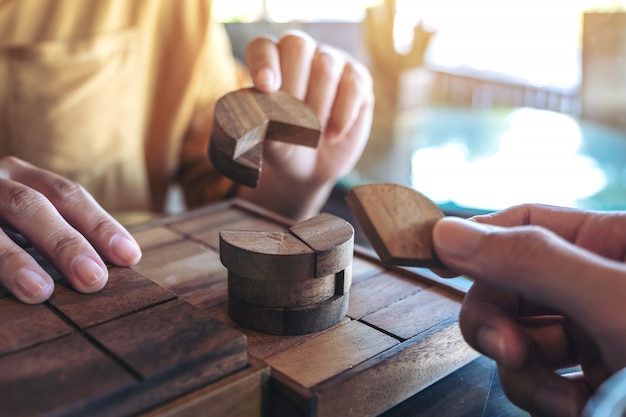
[[0, 296, 72, 356], [219, 230, 316, 281], [209, 87, 321, 188], [219, 213, 354, 335], [87, 298, 247, 383], [289, 212, 354, 277], [228, 293, 349, 336], [0, 333, 135, 417], [346, 183, 445, 268], [49, 267, 176, 329], [228, 271, 337, 309]]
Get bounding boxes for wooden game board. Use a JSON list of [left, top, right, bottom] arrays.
[[0, 239, 265, 417], [129, 199, 479, 417]]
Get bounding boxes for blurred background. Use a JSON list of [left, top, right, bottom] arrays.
[[213, 0, 626, 217]]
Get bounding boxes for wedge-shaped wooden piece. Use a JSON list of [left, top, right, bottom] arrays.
[[289, 213, 354, 277], [219, 230, 316, 281], [346, 183, 445, 268], [209, 88, 321, 188]]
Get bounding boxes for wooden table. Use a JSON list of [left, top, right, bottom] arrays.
[[2, 199, 488, 417]]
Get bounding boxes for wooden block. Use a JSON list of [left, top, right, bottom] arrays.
[[347, 270, 427, 320], [168, 204, 256, 235], [228, 293, 349, 336], [131, 226, 183, 251], [209, 88, 321, 188], [312, 321, 479, 417], [88, 298, 247, 381], [264, 320, 399, 389], [0, 333, 136, 417], [133, 240, 222, 290], [49, 267, 176, 329], [289, 213, 355, 277], [361, 286, 462, 340], [346, 183, 445, 268], [0, 297, 72, 356], [219, 230, 316, 281], [228, 271, 337, 309], [139, 359, 270, 417]]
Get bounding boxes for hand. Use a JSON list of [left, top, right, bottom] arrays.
[[0, 157, 142, 304], [431, 204, 626, 417], [238, 30, 374, 220]]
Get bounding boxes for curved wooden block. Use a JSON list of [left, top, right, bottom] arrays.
[[346, 183, 445, 268], [227, 272, 337, 309], [228, 293, 349, 336], [289, 213, 355, 277], [209, 88, 321, 188], [219, 230, 316, 281]]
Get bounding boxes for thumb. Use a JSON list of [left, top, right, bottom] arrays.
[[433, 217, 625, 327]]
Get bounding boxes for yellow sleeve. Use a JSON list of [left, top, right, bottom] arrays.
[[175, 18, 251, 208]]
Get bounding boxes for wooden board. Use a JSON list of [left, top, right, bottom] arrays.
[[0, 246, 251, 417], [130, 198, 479, 417]]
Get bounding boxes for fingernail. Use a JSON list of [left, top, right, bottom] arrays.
[[434, 218, 492, 261], [255, 68, 277, 91], [15, 269, 53, 299], [477, 325, 505, 363], [110, 234, 142, 265], [73, 255, 106, 288]]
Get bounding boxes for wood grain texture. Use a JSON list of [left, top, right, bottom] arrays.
[[0, 333, 135, 417], [228, 271, 337, 308], [313, 321, 478, 417], [49, 267, 176, 329], [88, 298, 247, 381], [265, 320, 399, 388], [0, 297, 72, 356], [289, 212, 355, 277], [347, 270, 427, 320], [219, 230, 316, 281], [139, 360, 270, 417], [228, 293, 349, 336], [361, 286, 463, 340], [131, 226, 184, 251], [346, 183, 445, 268], [209, 88, 321, 188]]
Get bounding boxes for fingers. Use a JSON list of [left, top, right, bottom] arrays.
[[432, 217, 626, 328], [277, 31, 317, 99], [0, 157, 142, 302], [0, 229, 54, 304], [246, 36, 281, 92], [498, 364, 590, 417], [246, 31, 373, 143], [460, 283, 576, 369]]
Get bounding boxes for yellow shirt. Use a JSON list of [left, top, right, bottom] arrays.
[[0, 0, 246, 217]]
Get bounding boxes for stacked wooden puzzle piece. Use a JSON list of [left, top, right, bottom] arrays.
[[219, 213, 354, 335]]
